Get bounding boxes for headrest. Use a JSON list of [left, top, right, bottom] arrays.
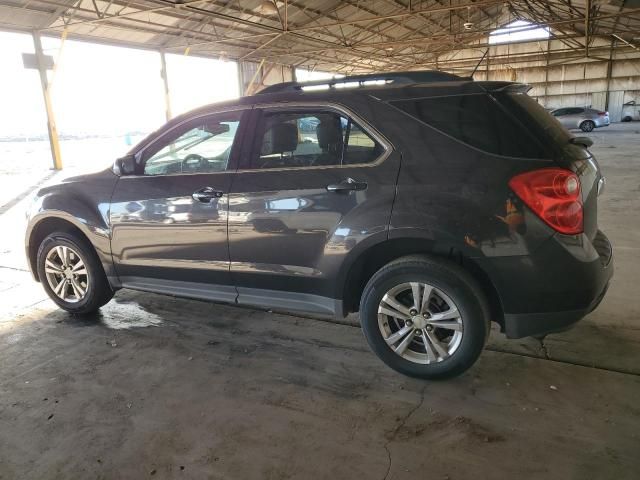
[[261, 122, 298, 155], [316, 118, 343, 151]]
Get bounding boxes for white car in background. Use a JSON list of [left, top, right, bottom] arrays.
[[550, 107, 610, 132], [622, 101, 639, 122]]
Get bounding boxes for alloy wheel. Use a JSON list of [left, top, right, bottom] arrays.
[[44, 245, 89, 303], [582, 121, 594, 132], [377, 282, 463, 364]]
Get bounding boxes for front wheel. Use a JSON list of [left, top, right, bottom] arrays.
[[580, 120, 595, 132], [359, 255, 490, 379], [36, 232, 114, 314]]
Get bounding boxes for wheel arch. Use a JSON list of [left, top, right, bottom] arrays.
[[580, 119, 595, 131], [338, 237, 504, 328], [27, 213, 107, 282]]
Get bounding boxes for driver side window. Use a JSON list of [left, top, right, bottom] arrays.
[[143, 111, 242, 176]]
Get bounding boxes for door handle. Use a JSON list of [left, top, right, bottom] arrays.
[[326, 177, 368, 193], [192, 187, 224, 203]]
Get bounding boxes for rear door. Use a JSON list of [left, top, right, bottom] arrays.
[[551, 108, 571, 128], [226, 103, 400, 314], [109, 108, 248, 302], [566, 107, 585, 129]]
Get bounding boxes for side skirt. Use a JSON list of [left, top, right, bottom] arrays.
[[237, 287, 341, 318], [118, 276, 237, 304], [110, 276, 343, 319]]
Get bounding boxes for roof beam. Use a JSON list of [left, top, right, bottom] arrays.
[[255, 9, 640, 61], [287, 0, 510, 33], [43, 0, 217, 30]]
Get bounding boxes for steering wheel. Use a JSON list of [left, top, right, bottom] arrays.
[[182, 154, 207, 172]]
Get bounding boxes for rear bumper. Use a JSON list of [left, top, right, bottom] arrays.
[[503, 279, 610, 338], [477, 229, 613, 339]]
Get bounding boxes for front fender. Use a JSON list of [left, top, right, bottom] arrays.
[[25, 170, 118, 280]]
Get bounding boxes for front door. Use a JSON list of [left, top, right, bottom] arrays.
[[227, 104, 400, 315], [109, 109, 247, 303]]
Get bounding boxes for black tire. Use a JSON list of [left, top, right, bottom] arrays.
[[580, 120, 595, 132], [36, 232, 114, 314], [359, 255, 490, 380]]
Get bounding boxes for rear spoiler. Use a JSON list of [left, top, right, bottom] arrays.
[[479, 82, 532, 94], [570, 136, 594, 148]]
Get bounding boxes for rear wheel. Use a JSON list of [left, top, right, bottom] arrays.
[[359, 255, 490, 379], [36, 232, 114, 314], [580, 120, 595, 132]]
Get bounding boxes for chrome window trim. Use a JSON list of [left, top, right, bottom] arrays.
[[120, 101, 394, 178], [234, 101, 393, 173]]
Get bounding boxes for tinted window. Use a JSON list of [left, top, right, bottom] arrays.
[[391, 94, 548, 158], [496, 92, 572, 147], [143, 111, 242, 175], [344, 121, 380, 165], [567, 107, 584, 115], [250, 110, 383, 170]]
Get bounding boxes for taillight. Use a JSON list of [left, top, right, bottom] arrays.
[[509, 168, 583, 235], [598, 111, 608, 116]]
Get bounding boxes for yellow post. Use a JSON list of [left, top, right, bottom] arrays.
[[32, 31, 62, 170], [159, 50, 172, 122]]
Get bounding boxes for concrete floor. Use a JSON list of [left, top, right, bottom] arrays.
[[1, 124, 640, 479]]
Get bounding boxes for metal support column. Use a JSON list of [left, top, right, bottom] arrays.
[[32, 31, 62, 170], [604, 39, 614, 112], [159, 50, 172, 121], [543, 39, 550, 103], [237, 61, 246, 97], [585, 0, 591, 57]]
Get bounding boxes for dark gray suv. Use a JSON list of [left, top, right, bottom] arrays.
[[25, 71, 613, 379]]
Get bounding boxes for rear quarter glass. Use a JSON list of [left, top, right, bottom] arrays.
[[389, 93, 550, 159], [492, 92, 572, 151]]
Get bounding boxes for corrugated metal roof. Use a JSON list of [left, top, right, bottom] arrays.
[[1, 0, 639, 73]]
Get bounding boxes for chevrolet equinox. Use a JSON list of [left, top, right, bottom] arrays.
[[25, 71, 613, 379]]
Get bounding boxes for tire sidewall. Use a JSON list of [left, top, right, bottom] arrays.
[[36, 233, 102, 314], [581, 121, 595, 132], [360, 261, 487, 379]]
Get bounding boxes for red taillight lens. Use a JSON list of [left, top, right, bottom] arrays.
[[598, 111, 608, 116], [509, 168, 583, 235]]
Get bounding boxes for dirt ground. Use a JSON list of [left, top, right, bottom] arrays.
[[1, 124, 639, 479]]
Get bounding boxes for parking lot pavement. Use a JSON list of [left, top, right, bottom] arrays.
[[1, 281, 639, 480], [1, 124, 640, 478]]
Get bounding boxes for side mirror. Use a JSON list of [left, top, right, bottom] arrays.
[[113, 154, 137, 176]]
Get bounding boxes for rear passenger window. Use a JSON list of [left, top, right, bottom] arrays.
[[344, 122, 379, 165], [391, 94, 548, 159], [250, 110, 384, 170]]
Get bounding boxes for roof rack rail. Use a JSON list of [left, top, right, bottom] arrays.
[[257, 70, 470, 95]]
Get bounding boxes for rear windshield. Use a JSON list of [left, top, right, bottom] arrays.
[[494, 92, 572, 147], [390, 93, 549, 159]]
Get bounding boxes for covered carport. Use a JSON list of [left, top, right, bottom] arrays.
[[1, 1, 640, 478]]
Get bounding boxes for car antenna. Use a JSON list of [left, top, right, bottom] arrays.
[[470, 49, 489, 79]]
